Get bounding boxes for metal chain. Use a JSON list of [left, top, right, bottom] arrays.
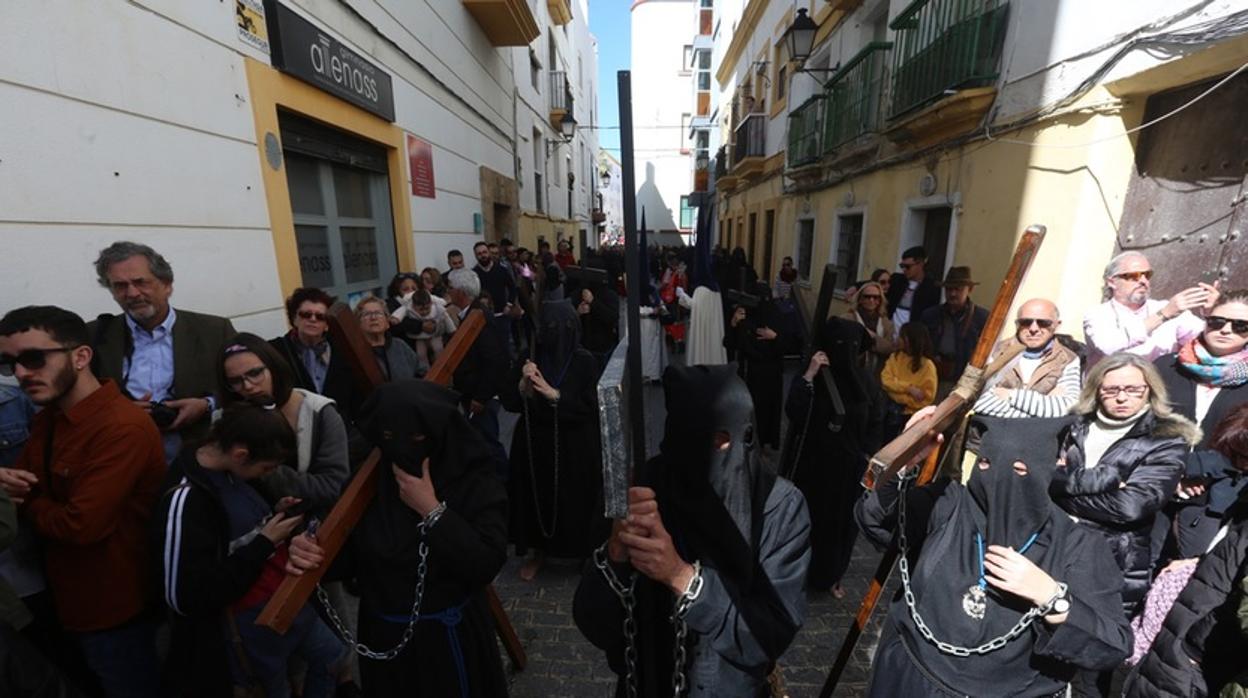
[[522, 394, 560, 539], [669, 561, 704, 698], [594, 544, 639, 698], [317, 524, 429, 661], [895, 473, 1048, 657]]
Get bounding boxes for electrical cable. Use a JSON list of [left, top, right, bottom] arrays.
[[985, 60, 1248, 148]]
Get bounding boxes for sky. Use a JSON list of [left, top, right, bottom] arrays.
[[588, 0, 631, 157]]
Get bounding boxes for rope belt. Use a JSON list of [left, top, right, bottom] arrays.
[[377, 600, 470, 698]]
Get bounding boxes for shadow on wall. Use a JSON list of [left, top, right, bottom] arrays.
[[635, 162, 678, 231]]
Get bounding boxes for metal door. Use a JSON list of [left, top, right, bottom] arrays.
[[1118, 71, 1248, 298]]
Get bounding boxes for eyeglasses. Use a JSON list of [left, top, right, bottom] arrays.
[[359, 310, 387, 320], [0, 347, 75, 377], [1015, 318, 1055, 329], [1207, 316, 1248, 335], [225, 365, 268, 390], [859, 294, 882, 301], [297, 310, 328, 322], [1113, 270, 1153, 282], [1099, 384, 1148, 398]]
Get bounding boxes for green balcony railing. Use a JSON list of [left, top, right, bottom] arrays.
[[824, 41, 892, 152], [787, 95, 824, 168], [888, 0, 1009, 119]]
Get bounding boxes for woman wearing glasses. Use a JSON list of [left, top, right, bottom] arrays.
[[1052, 353, 1199, 614], [216, 334, 350, 513], [843, 279, 895, 373], [1148, 292, 1248, 566], [270, 288, 360, 420], [354, 295, 422, 381], [1050, 353, 1200, 695]]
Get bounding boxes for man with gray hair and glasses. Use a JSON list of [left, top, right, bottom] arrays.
[[1083, 251, 1219, 367], [89, 241, 236, 461]]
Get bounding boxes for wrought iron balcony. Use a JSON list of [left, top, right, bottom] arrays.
[[888, 0, 1008, 119], [713, 145, 728, 179], [732, 114, 766, 177], [825, 41, 892, 151], [549, 70, 572, 113], [787, 95, 824, 168]]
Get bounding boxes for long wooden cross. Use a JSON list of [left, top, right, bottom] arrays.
[[257, 302, 527, 670], [818, 225, 1046, 696]]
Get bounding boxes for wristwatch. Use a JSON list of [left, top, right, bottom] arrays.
[[1042, 582, 1070, 615]]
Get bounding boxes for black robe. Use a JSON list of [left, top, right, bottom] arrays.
[[780, 318, 880, 589], [342, 381, 509, 698], [856, 416, 1131, 697], [501, 349, 606, 558], [723, 305, 785, 449]]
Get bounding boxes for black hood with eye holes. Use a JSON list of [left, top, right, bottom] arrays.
[[964, 415, 1067, 548], [535, 300, 581, 388], [654, 365, 794, 657]]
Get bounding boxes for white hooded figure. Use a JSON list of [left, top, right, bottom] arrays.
[[678, 285, 727, 367]]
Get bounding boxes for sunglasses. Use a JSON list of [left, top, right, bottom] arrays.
[[859, 294, 882, 301], [0, 347, 76, 376], [225, 365, 268, 390], [1207, 316, 1248, 335], [1015, 318, 1055, 329], [1113, 270, 1153, 282], [297, 310, 328, 322]]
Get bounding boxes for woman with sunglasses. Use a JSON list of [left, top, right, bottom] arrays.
[[843, 280, 895, 373], [270, 288, 360, 420], [1147, 291, 1248, 563], [1049, 352, 1200, 696]]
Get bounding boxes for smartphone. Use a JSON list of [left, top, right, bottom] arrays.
[[1200, 270, 1219, 286], [284, 500, 317, 518]]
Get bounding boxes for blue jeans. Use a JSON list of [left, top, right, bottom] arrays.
[[75, 617, 160, 698], [228, 603, 346, 698]]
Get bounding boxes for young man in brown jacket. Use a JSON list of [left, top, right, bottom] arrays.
[[0, 305, 165, 697]]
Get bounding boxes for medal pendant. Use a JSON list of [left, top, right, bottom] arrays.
[[962, 585, 987, 620]]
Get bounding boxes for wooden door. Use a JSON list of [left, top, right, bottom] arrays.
[[1118, 71, 1248, 296]]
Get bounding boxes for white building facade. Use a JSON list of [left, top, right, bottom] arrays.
[[0, 0, 595, 334], [630, 0, 697, 236]]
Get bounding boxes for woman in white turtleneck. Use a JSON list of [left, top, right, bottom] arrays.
[[1049, 352, 1201, 696]]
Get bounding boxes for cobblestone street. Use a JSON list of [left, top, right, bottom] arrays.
[[493, 365, 891, 697]]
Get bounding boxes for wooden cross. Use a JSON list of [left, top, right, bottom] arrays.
[[256, 302, 527, 670], [818, 225, 1046, 696]]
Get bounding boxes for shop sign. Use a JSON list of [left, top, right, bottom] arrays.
[[408, 134, 436, 199], [264, 1, 396, 121], [236, 0, 269, 53]]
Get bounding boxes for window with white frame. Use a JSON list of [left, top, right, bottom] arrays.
[[796, 218, 815, 281]]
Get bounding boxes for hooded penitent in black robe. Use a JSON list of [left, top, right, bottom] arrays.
[[336, 380, 509, 698], [856, 416, 1132, 697], [501, 300, 607, 558], [781, 318, 881, 590], [574, 365, 811, 697], [723, 294, 786, 449]]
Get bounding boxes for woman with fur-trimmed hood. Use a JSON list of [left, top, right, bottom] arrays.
[[1050, 352, 1202, 618]]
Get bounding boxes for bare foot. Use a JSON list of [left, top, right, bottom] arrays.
[[519, 557, 542, 581], [831, 584, 846, 599]]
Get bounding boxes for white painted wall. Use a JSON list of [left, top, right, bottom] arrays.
[[509, 0, 599, 238], [631, 0, 696, 232], [598, 150, 625, 242], [0, 0, 534, 336]]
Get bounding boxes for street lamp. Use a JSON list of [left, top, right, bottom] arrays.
[[784, 8, 838, 86], [784, 8, 817, 64], [559, 112, 577, 142]]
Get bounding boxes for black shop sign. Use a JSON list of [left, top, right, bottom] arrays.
[[264, 1, 395, 121]]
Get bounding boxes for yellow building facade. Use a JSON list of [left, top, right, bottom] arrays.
[[713, 0, 1248, 337]]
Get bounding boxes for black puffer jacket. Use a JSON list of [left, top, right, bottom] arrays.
[[1051, 410, 1200, 616], [1124, 501, 1248, 697]]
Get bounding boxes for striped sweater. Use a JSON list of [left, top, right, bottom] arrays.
[[973, 358, 1082, 418]]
